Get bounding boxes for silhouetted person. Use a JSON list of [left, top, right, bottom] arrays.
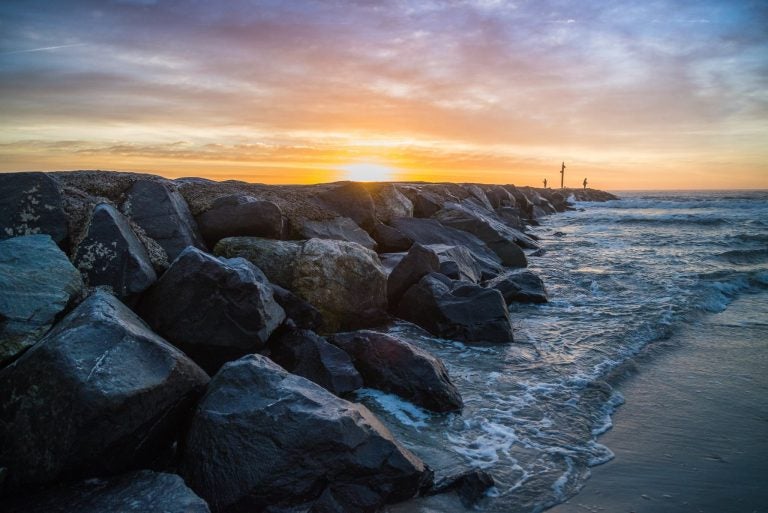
[[543, 178, 547, 188], [583, 177, 588, 190], [560, 162, 566, 188]]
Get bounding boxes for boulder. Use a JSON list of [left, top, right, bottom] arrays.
[[371, 221, 413, 253], [396, 273, 514, 344], [497, 206, 526, 231], [214, 237, 302, 289], [484, 186, 514, 209], [0, 235, 83, 366], [72, 203, 157, 302], [389, 217, 503, 277], [122, 179, 206, 261], [298, 216, 376, 250], [268, 327, 362, 396], [425, 244, 484, 283], [427, 469, 495, 508], [138, 247, 285, 374], [387, 243, 440, 307], [485, 270, 548, 304], [317, 182, 377, 231], [2, 470, 210, 513], [463, 184, 494, 211], [271, 284, 324, 331], [365, 183, 414, 223], [196, 194, 283, 247], [217, 237, 388, 333], [0, 291, 209, 492], [0, 172, 68, 248], [180, 354, 432, 513], [399, 187, 445, 218], [331, 330, 463, 412], [505, 186, 534, 219]]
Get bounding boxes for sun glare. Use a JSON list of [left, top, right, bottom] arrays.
[[340, 163, 395, 182]]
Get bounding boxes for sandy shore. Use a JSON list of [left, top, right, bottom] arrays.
[[548, 293, 768, 513]]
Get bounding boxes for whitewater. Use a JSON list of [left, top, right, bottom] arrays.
[[373, 190, 768, 513]]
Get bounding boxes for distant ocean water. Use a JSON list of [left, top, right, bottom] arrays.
[[375, 190, 768, 513]]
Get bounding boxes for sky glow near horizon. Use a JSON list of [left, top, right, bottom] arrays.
[[1, 0, 767, 188]]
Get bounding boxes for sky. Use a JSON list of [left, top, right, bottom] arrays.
[[1, 0, 767, 189]]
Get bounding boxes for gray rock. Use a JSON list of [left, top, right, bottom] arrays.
[[214, 236, 302, 289], [387, 243, 440, 307], [0, 290, 209, 492], [271, 284, 325, 331], [180, 354, 432, 513], [365, 183, 414, 223], [299, 216, 376, 250], [268, 327, 363, 396], [196, 194, 283, 246], [427, 469, 495, 508], [399, 187, 445, 218], [331, 330, 463, 412], [0, 235, 83, 365], [122, 179, 206, 261], [73, 203, 157, 302], [396, 273, 514, 344], [138, 247, 285, 374], [0, 172, 68, 248], [3, 470, 210, 513], [317, 182, 377, 231], [425, 244, 484, 283], [485, 270, 548, 304], [371, 221, 413, 253]]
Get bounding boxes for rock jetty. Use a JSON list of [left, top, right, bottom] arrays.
[[0, 170, 617, 512]]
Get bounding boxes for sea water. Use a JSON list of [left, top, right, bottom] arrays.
[[373, 190, 768, 513]]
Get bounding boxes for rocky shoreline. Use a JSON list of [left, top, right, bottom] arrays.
[[0, 171, 616, 512]]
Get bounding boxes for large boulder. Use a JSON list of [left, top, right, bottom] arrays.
[[396, 273, 514, 344], [387, 243, 440, 307], [485, 270, 548, 304], [72, 203, 157, 302], [484, 186, 514, 209], [268, 327, 363, 396], [0, 235, 83, 366], [271, 284, 324, 331], [216, 237, 388, 333], [196, 194, 283, 247], [3, 470, 210, 513], [317, 182, 377, 231], [365, 183, 414, 223], [122, 179, 206, 261], [138, 247, 285, 374], [298, 216, 376, 250], [0, 172, 68, 248], [425, 243, 484, 283], [0, 291, 209, 492], [180, 354, 433, 513], [331, 330, 463, 413], [371, 221, 413, 253], [399, 187, 445, 218]]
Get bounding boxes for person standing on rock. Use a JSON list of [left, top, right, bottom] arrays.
[[560, 162, 566, 188], [583, 177, 588, 190], [543, 178, 548, 189]]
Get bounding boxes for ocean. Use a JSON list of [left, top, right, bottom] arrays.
[[374, 190, 768, 513]]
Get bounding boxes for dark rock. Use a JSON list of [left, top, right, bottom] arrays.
[[138, 247, 285, 374], [214, 236, 302, 289], [180, 354, 432, 513], [3, 470, 210, 513], [364, 183, 413, 223], [196, 194, 283, 247], [271, 284, 324, 331], [0, 290, 209, 492], [463, 184, 494, 211], [387, 243, 440, 307], [317, 182, 377, 231], [529, 248, 547, 257], [73, 203, 157, 302], [400, 187, 445, 218], [0, 235, 83, 366], [371, 221, 413, 253], [428, 469, 495, 508], [485, 270, 548, 304], [331, 330, 463, 412], [0, 172, 68, 248], [396, 273, 514, 344], [122, 179, 206, 261], [484, 186, 514, 209], [425, 243, 483, 283], [268, 327, 363, 396], [299, 216, 376, 250], [497, 206, 526, 231], [505, 186, 534, 218]]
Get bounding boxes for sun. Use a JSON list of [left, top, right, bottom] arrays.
[[339, 162, 396, 182]]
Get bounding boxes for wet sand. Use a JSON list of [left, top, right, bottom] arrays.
[[548, 293, 768, 513]]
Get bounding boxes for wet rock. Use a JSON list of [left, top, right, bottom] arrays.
[[299, 216, 376, 250], [396, 273, 514, 344], [0, 290, 209, 492], [365, 183, 414, 223], [425, 243, 484, 283], [214, 237, 302, 289], [497, 206, 526, 231], [317, 182, 377, 231], [2, 470, 210, 513], [268, 327, 362, 396], [427, 469, 495, 508], [371, 221, 413, 253], [485, 270, 548, 304], [0, 235, 83, 366], [196, 194, 283, 247], [180, 354, 432, 513], [387, 243, 440, 307], [331, 330, 463, 412], [138, 247, 285, 374], [271, 284, 324, 331], [0, 172, 68, 248], [122, 179, 206, 261], [72, 203, 157, 302]]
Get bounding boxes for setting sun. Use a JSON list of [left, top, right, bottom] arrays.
[[340, 163, 396, 182]]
